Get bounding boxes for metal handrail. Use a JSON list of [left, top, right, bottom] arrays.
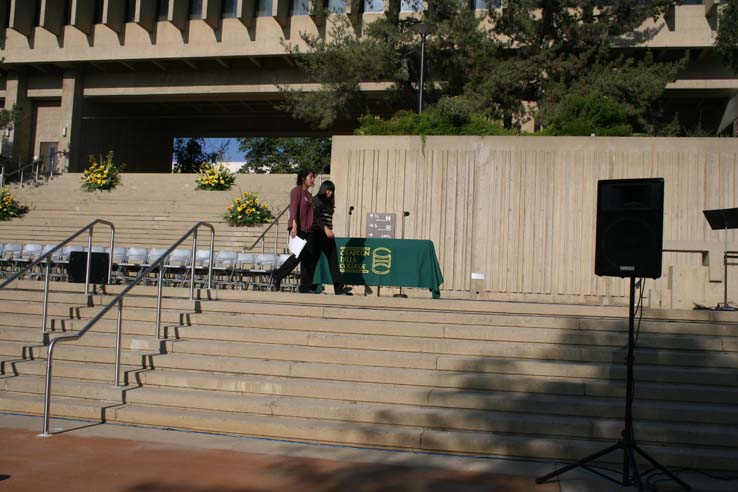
[[1, 159, 38, 188], [240, 166, 330, 263], [1, 151, 68, 188], [39, 221, 215, 437], [242, 205, 290, 263], [0, 220, 115, 333]]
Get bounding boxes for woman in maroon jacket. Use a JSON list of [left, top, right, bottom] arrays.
[[271, 169, 318, 293]]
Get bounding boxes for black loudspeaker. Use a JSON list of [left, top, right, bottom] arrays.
[[595, 178, 664, 279], [68, 251, 109, 284]]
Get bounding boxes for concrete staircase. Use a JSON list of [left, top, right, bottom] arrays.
[[1, 173, 296, 251], [1, 280, 737, 472]]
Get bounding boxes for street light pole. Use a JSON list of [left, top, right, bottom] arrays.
[[411, 23, 437, 114]]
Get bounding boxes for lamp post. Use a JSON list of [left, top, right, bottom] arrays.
[[410, 22, 436, 114]]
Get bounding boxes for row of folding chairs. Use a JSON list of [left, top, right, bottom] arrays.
[[0, 242, 297, 291]]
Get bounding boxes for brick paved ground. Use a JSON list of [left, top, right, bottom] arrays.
[[0, 423, 558, 492]]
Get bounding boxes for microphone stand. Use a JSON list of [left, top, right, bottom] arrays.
[[393, 211, 410, 298], [347, 206, 354, 237]]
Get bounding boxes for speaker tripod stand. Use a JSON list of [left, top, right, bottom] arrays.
[[536, 277, 691, 492]]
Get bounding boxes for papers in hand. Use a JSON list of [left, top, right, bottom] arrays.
[[288, 235, 307, 257]]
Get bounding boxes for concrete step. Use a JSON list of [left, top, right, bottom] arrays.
[[133, 366, 738, 425], [0, 340, 161, 367], [0, 374, 128, 401], [1, 357, 142, 385], [125, 384, 738, 447], [0, 390, 118, 420], [105, 402, 738, 471]]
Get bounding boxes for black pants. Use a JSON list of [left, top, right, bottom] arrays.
[[314, 230, 346, 293], [272, 230, 318, 292]]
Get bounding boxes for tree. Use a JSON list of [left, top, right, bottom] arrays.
[[0, 107, 15, 130], [237, 137, 332, 174], [172, 137, 228, 173], [716, 0, 738, 72], [283, 0, 682, 134]]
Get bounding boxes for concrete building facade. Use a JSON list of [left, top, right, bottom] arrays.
[[0, 0, 735, 173]]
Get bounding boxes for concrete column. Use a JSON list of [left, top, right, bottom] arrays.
[[103, 0, 127, 33], [60, 71, 84, 172], [202, 0, 222, 30], [39, 0, 66, 36], [3, 70, 33, 165], [72, 0, 96, 34], [346, 0, 363, 28], [9, 0, 37, 37], [0, 1, 9, 33], [237, 0, 257, 28], [135, 0, 157, 32], [168, 0, 188, 31], [273, 0, 289, 27]]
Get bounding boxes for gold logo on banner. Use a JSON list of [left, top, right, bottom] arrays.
[[340, 246, 370, 273], [371, 247, 392, 275]]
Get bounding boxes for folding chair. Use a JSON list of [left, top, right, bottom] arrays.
[[277, 253, 299, 292], [118, 247, 147, 283], [106, 247, 127, 284], [193, 250, 212, 288], [0, 243, 19, 278], [18, 243, 44, 279], [235, 252, 254, 289], [213, 250, 238, 289], [54, 245, 84, 282], [144, 248, 168, 285], [163, 248, 191, 287], [252, 253, 278, 290]]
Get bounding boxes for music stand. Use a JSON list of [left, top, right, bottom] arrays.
[[703, 207, 738, 311]]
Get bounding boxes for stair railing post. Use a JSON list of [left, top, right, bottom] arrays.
[[19, 157, 23, 188], [1, 161, 5, 187], [189, 231, 198, 300], [107, 228, 115, 285], [207, 227, 214, 290], [274, 218, 279, 258], [41, 258, 51, 333], [85, 227, 93, 298], [34, 158, 39, 187], [155, 265, 164, 339], [40, 340, 58, 437], [114, 299, 123, 387]]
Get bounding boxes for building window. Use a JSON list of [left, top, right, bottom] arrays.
[[474, 0, 500, 7], [292, 0, 309, 15], [158, 0, 170, 20], [257, 0, 273, 16], [126, 0, 136, 22], [190, 0, 203, 19], [364, 1, 383, 13], [222, 0, 238, 17], [328, 0, 346, 13]]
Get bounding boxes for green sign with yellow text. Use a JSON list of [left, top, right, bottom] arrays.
[[314, 238, 444, 298]]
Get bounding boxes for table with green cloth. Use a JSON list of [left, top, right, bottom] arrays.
[[313, 237, 444, 298]]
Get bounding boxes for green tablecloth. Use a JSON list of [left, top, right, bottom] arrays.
[[313, 237, 444, 298]]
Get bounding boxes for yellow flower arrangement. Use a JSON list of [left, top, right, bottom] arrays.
[[223, 191, 273, 227], [196, 163, 236, 191], [80, 150, 123, 192], [0, 187, 26, 220]]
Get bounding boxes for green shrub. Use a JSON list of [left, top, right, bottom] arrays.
[[543, 94, 632, 136], [356, 97, 513, 136], [0, 187, 26, 220]]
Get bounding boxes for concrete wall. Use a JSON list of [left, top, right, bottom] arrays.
[[330, 136, 738, 308], [32, 101, 62, 158]]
